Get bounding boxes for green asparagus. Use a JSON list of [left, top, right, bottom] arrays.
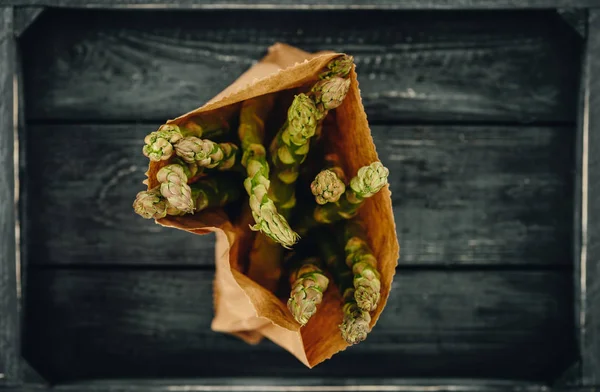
[[134, 174, 241, 219], [287, 253, 330, 326], [156, 160, 198, 214], [143, 118, 229, 162], [268, 56, 353, 213], [175, 137, 238, 170], [310, 153, 346, 205], [318, 54, 354, 80], [313, 162, 389, 224], [133, 187, 183, 219], [311, 77, 351, 120], [342, 220, 381, 312], [238, 95, 299, 248], [315, 229, 371, 344]]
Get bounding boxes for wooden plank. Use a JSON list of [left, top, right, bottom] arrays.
[[0, 6, 19, 385], [7, 383, 600, 392], [579, 8, 600, 387], [25, 124, 574, 266], [43, 379, 554, 392], [1, 380, 572, 392], [23, 268, 575, 382], [20, 9, 581, 123], [1, 0, 600, 10]]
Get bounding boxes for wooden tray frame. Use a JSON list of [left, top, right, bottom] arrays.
[[1, 1, 599, 391]]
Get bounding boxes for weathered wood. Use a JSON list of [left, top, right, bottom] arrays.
[[1, 0, 600, 9], [0, 6, 19, 385], [25, 124, 573, 266], [578, 9, 600, 387], [40, 379, 555, 392], [23, 268, 574, 382], [2, 380, 578, 392], [21, 9, 581, 123], [13, 6, 44, 37]]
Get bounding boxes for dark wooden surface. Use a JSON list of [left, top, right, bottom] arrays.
[[23, 269, 575, 382], [13, 379, 562, 392], [0, 6, 19, 385], [26, 124, 574, 266], [21, 9, 581, 124], [4, 0, 600, 9], [580, 9, 600, 386], [17, 7, 582, 386]]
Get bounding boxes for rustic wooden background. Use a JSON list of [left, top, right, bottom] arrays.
[[16, 8, 582, 383]]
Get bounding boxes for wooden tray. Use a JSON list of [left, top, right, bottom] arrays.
[[1, 1, 598, 391]]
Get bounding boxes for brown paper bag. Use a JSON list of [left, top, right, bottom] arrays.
[[144, 43, 399, 368]]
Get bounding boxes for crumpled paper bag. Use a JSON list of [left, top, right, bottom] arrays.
[[144, 43, 399, 368]]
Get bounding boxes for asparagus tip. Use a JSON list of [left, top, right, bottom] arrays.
[[311, 77, 351, 114], [322, 55, 354, 79], [287, 262, 330, 325], [311, 169, 346, 205], [286, 93, 319, 145], [142, 125, 183, 162], [132, 188, 168, 220], [339, 302, 371, 345], [249, 198, 299, 248], [354, 284, 381, 312], [156, 164, 194, 213], [350, 161, 390, 198]]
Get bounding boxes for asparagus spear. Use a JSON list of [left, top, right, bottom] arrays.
[[318, 54, 354, 80], [134, 174, 241, 219], [175, 137, 239, 170], [311, 77, 351, 120], [315, 229, 371, 345], [310, 153, 346, 205], [296, 161, 389, 235], [268, 56, 353, 212], [287, 253, 330, 326], [143, 118, 228, 162], [314, 161, 389, 224], [142, 125, 183, 162], [133, 187, 184, 219], [155, 159, 200, 214], [342, 220, 381, 312], [238, 95, 299, 248]]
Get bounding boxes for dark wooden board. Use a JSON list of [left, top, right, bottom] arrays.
[[579, 9, 600, 386], [0, 6, 19, 385], [23, 268, 575, 383], [24, 379, 558, 392], [4, 0, 600, 9], [25, 124, 573, 266], [21, 9, 581, 124], [4, 380, 579, 392]]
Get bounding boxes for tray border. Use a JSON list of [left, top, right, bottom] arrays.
[[1, 2, 599, 390]]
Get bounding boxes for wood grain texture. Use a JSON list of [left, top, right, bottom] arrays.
[[579, 9, 600, 387], [2, 0, 600, 9], [1, 380, 572, 392], [30, 379, 557, 391], [0, 6, 19, 385], [23, 268, 575, 383], [20, 9, 581, 123], [25, 124, 573, 266]]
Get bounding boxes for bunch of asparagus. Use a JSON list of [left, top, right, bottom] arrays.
[[132, 54, 389, 346]]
